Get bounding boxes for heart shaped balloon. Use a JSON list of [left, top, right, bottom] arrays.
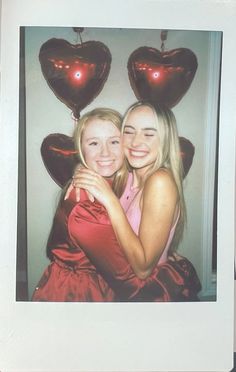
[[41, 133, 79, 188], [41, 133, 194, 187], [179, 136, 195, 177], [128, 47, 198, 107], [39, 38, 112, 119]]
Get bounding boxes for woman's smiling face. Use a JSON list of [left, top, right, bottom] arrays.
[[122, 105, 159, 173], [81, 117, 124, 178]]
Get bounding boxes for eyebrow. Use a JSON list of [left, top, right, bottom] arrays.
[[85, 135, 120, 142], [124, 125, 157, 131]]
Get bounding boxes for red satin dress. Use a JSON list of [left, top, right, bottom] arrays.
[[32, 184, 201, 302], [32, 190, 114, 302]]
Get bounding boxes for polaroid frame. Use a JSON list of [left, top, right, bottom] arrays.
[[0, 0, 235, 371], [19, 26, 219, 303]]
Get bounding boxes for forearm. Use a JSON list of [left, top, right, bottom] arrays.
[[105, 195, 152, 278]]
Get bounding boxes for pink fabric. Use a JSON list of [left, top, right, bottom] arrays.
[[120, 172, 179, 264], [119, 172, 141, 235]]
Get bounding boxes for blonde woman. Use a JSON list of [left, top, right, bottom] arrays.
[[32, 108, 125, 301], [68, 102, 201, 301]]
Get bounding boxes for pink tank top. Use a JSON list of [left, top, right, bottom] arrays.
[[120, 172, 179, 264]]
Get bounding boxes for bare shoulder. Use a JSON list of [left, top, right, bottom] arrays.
[[141, 169, 179, 216], [144, 169, 177, 193]]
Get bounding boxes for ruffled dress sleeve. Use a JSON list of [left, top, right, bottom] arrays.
[[68, 199, 145, 300]]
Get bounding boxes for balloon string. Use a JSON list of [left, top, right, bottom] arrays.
[[75, 31, 83, 44], [72, 27, 84, 44], [78, 31, 83, 44], [160, 30, 168, 52]]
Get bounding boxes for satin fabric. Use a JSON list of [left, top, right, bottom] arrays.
[[68, 191, 201, 302], [32, 190, 114, 302], [32, 188, 201, 302]]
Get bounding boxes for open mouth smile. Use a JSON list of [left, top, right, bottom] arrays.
[[97, 160, 114, 166], [129, 149, 148, 158]]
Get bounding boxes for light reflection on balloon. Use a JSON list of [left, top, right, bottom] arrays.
[[48, 57, 96, 87], [134, 61, 185, 85], [153, 72, 160, 79], [39, 38, 112, 118], [74, 71, 81, 79]]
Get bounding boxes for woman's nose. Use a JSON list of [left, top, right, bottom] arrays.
[[131, 132, 142, 147], [100, 143, 110, 156]]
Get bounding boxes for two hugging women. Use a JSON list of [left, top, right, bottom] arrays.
[[32, 101, 201, 302]]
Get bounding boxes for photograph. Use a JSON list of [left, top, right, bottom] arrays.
[[0, 1, 235, 371], [17, 26, 221, 303]]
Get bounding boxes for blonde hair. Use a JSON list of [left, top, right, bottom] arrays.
[[73, 107, 128, 198], [122, 101, 186, 251]]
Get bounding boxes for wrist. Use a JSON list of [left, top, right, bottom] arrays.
[[105, 193, 120, 214]]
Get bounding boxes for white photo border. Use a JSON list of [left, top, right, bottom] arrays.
[[0, 0, 235, 371]]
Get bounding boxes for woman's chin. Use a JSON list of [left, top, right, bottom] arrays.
[[98, 169, 116, 178]]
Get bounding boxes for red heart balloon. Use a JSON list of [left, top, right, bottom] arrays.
[[41, 134, 194, 187], [128, 47, 198, 107], [39, 38, 112, 119], [179, 136, 195, 177], [41, 133, 79, 188]]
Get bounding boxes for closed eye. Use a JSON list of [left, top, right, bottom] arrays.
[[123, 130, 134, 135], [111, 140, 120, 144], [88, 141, 98, 146]]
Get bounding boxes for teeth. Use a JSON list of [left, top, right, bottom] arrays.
[[130, 150, 147, 157], [97, 161, 113, 166]]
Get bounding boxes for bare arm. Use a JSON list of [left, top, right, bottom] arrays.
[[75, 169, 179, 279], [106, 170, 178, 277]]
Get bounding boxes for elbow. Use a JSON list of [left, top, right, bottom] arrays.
[[135, 267, 153, 280], [133, 256, 156, 279]]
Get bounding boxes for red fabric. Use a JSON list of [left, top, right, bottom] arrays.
[[32, 257, 114, 302], [32, 189, 114, 302], [33, 188, 201, 302], [68, 195, 201, 302]]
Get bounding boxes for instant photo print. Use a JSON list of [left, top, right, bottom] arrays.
[[0, 0, 235, 371]]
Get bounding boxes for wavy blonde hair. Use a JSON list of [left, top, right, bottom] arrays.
[[122, 101, 186, 251], [73, 107, 128, 198]]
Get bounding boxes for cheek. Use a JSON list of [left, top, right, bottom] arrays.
[[150, 141, 159, 159], [122, 136, 129, 146], [122, 136, 131, 153], [83, 147, 97, 166], [114, 146, 124, 164], [123, 145, 129, 157]]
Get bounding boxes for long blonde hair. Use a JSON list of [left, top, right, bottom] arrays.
[[73, 107, 128, 198], [122, 101, 186, 251]]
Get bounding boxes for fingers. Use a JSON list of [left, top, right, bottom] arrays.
[[86, 190, 95, 202], [73, 167, 98, 187], [77, 167, 99, 177], [64, 178, 82, 202], [64, 182, 74, 200], [75, 187, 81, 202], [73, 172, 100, 188], [64, 176, 94, 203]]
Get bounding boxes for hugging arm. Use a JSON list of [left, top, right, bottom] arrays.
[[68, 200, 145, 300], [68, 199, 201, 301], [74, 168, 179, 279]]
